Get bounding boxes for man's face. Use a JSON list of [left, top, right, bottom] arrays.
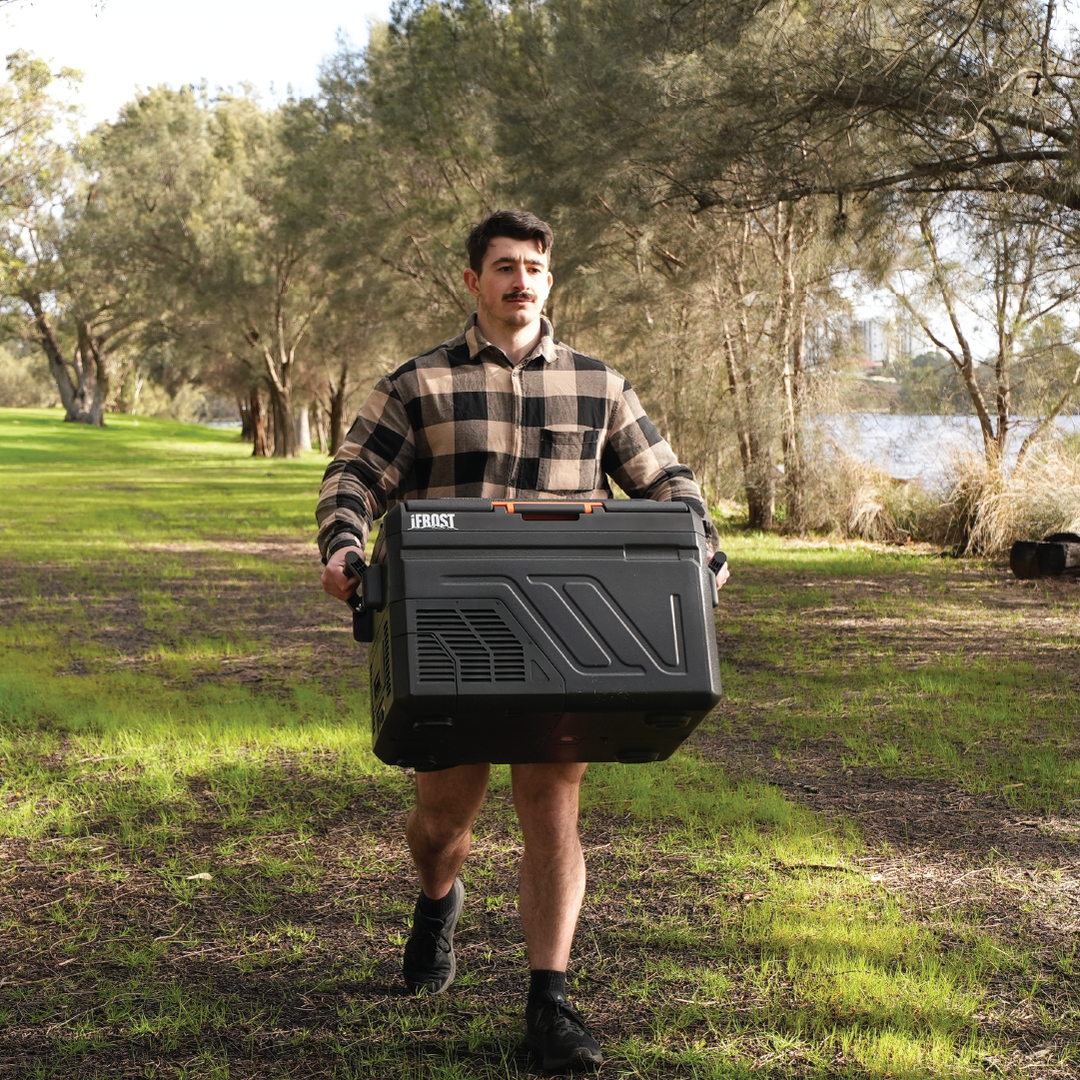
[[463, 235, 552, 335]]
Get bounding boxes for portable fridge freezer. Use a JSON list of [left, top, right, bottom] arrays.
[[348, 498, 722, 770]]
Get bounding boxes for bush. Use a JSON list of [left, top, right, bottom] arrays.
[[790, 429, 1080, 553], [953, 440, 1080, 556], [801, 445, 937, 543], [0, 344, 58, 408]]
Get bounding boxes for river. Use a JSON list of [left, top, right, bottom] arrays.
[[819, 413, 1080, 488]]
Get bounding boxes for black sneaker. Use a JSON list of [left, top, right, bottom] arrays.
[[402, 878, 464, 994], [524, 996, 604, 1072]]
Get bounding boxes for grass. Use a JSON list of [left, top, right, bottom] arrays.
[[1, 407, 1078, 1078], [711, 532, 1080, 813]]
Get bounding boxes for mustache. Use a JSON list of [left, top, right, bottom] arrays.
[[503, 290, 537, 302]]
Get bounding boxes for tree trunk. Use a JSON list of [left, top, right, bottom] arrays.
[[329, 360, 349, 455], [250, 387, 270, 457], [312, 402, 328, 455], [24, 294, 108, 426], [267, 379, 298, 458], [260, 341, 298, 458], [781, 301, 807, 532], [721, 317, 775, 530], [295, 405, 312, 452], [78, 321, 110, 427], [238, 394, 254, 442]]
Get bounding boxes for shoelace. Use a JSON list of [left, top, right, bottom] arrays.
[[411, 913, 453, 954], [533, 999, 591, 1035]]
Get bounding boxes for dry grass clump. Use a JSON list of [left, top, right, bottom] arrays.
[[801, 445, 936, 542], [795, 432, 1080, 552], [940, 440, 1080, 555]]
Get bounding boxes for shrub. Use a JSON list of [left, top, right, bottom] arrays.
[[801, 444, 936, 543], [935, 439, 1080, 555], [0, 344, 58, 408]]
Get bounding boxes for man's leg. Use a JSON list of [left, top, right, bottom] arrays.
[[402, 763, 490, 994], [406, 763, 490, 899], [511, 761, 588, 970], [513, 762, 603, 1071]]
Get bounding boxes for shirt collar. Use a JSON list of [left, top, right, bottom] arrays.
[[464, 312, 557, 364]]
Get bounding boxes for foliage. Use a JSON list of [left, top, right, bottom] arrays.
[[0, 50, 78, 229], [940, 439, 1080, 555], [798, 448, 938, 543], [0, 339, 56, 407], [5, 2, 1080, 515]]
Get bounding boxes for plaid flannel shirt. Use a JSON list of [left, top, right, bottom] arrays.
[[316, 314, 719, 561]]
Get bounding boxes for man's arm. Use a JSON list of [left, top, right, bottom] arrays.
[[600, 380, 727, 586], [316, 377, 415, 601]]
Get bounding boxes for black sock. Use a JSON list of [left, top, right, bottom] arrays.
[[529, 969, 568, 1004], [417, 884, 457, 919]]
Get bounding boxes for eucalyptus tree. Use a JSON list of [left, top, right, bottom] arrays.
[[0, 51, 126, 425], [504, 0, 1080, 217], [310, 10, 510, 356], [0, 51, 120, 421], [79, 86, 339, 455], [496, 0, 1074, 485], [886, 193, 1080, 467]]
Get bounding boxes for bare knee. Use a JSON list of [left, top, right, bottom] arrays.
[[409, 763, 490, 850], [511, 762, 587, 849]]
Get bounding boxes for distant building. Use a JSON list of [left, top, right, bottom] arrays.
[[853, 316, 925, 368], [854, 318, 889, 365]]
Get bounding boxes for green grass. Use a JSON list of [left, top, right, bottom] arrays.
[[0, 407, 323, 557], [711, 529, 1080, 813], [0, 408, 1077, 1078]]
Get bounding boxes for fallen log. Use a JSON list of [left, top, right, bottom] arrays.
[[1010, 533, 1080, 579]]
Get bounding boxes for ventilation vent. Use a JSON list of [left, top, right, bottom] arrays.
[[370, 618, 393, 735], [416, 608, 526, 683], [381, 618, 392, 697]]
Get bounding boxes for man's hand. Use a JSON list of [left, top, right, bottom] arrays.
[[709, 550, 730, 591], [715, 561, 730, 590], [321, 546, 365, 603]]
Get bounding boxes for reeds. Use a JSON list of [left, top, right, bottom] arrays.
[[800, 443, 936, 543], [795, 431, 1080, 553], [945, 439, 1080, 555]]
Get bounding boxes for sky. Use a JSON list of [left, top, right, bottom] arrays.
[[1, 0, 392, 127]]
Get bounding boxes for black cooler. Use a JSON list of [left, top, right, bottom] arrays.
[[351, 498, 721, 769]]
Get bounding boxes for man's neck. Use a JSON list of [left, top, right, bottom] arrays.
[[476, 312, 544, 366]]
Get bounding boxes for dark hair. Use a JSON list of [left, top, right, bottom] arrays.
[[465, 209, 554, 274]]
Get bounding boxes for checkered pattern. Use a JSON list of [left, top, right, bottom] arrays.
[[316, 315, 718, 560]]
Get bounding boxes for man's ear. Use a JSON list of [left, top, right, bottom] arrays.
[[463, 267, 481, 298]]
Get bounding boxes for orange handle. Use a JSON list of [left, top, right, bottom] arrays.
[[492, 501, 604, 515]]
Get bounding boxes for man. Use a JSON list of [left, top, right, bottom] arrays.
[[317, 209, 729, 1072]]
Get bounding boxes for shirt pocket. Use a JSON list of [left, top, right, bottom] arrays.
[[537, 427, 602, 494]]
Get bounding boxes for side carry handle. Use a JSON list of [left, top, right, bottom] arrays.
[[343, 551, 385, 642], [708, 551, 727, 608]]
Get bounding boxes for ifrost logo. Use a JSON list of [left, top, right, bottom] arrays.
[[409, 512, 458, 530]]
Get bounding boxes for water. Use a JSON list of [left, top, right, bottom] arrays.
[[819, 413, 1080, 487]]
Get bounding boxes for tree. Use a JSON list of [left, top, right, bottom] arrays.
[[0, 51, 127, 425], [310, 12, 508, 356], [506, 0, 1080, 215], [886, 193, 1080, 466], [80, 86, 340, 455]]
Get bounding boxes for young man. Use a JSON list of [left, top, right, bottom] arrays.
[[317, 209, 729, 1072]]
